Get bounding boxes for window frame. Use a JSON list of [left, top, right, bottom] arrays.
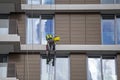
[[40, 55, 70, 80], [101, 14, 120, 45], [87, 55, 117, 80], [26, 15, 54, 44]]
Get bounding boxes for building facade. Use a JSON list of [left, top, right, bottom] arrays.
[[0, 0, 120, 80]]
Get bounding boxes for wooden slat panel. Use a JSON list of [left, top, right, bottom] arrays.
[[55, 0, 70, 4], [85, 0, 100, 4], [17, 14, 26, 44], [70, 54, 87, 80], [71, 14, 85, 44], [85, 14, 101, 44], [71, 0, 85, 4], [55, 14, 70, 44]]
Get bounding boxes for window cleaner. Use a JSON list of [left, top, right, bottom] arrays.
[[46, 34, 60, 66]]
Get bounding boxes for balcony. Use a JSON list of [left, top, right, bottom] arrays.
[[0, 63, 18, 80], [0, 19, 20, 54]]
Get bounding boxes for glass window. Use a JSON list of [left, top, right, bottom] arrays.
[[41, 15, 54, 44], [116, 15, 120, 44], [41, 56, 69, 80], [27, 0, 54, 4], [42, 0, 54, 4], [27, 15, 54, 44], [102, 57, 117, 80], [88, 57, 102, 80], [27, 0, 40, 4], [27, 17, 40, 44], [101, 0, 114, 4], [116, 0, 120, 3], [0, 19, 9, 35], [56, 57, 69, 80], [87, 56, 117, 80], [102, 15, 115, 44], [0, 55, 8, 78], [0, 63, 7, 78]]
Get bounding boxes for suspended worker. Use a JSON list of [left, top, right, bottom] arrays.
[[46, 34, 60, 65], [46, 34, 60, 51]]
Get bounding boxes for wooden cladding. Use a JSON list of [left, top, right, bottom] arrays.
[[55, 14, 101, 44], [56, 0, 100, 4], [70, 54, 87, 80], [8, 53, 41, 80]]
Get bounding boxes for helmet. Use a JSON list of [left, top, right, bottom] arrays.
[[46, 34, 53, 40]]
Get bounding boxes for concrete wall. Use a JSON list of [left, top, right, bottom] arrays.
[[55, 13, 101, 44], [70, 53, 87, 80], [9, 13, 26, 44], [8, 53, 41, 80]]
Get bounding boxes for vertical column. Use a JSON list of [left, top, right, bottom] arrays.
[[70, 53, 87, 80], [9, 14, 18, 34], [17, 14, 26, 44], [25, 53, 40, 80]]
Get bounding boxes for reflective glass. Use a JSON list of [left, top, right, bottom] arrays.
[[27, 0, 40, 4], [27, 18, 40, 44], [116, 0, 120, 3], [102, 57, 117, 80], [101, 0, 114, 4], [88, 57, 102, 80], [0, 19, 9, 35], [41, 57, 69, 80], [41, 59, 54, 80], [116, 15, 120, 44], [0, 63, 7, 78], [41, 16, 54, 44], [56, 58, 69, 80], [102, 15, 115, 44], [42, 0, 54, 4]]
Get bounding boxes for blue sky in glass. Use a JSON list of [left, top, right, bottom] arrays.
[[27, 18, 54, 44], [42, 0, 54, 4], [102, 20, 115, 44]]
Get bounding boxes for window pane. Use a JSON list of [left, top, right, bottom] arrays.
[[27, 18, 40, 44], [88, 57, 102, 80], [0, 63, 7, 78], [0, 19, 9, 35], [102, 57, 117, 80], [27, 0, 40, 4], [41, 57, 69, 80], [102, 15, 115, 44], [56, 58, 69, 80], [41, 59, 54, 80], [41, 15, 54, 44], [42, 0, 54, 4], [101, 0, 114, 4], [116, 0, 120, 3], [116, 15, 120, 44]]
